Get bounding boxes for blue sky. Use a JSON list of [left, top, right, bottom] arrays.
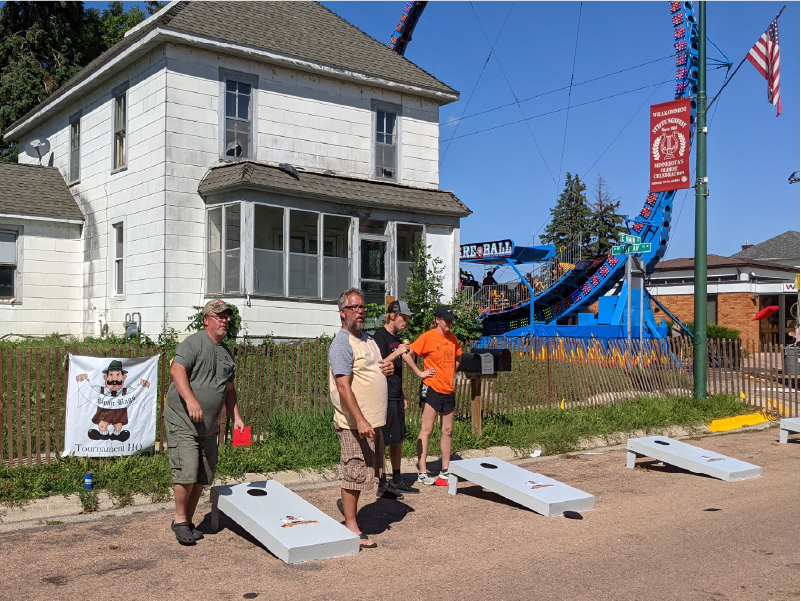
[[119, 2, 799, 265]]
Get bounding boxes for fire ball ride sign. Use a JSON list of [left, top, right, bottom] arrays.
[[649, 98, 691, 193]]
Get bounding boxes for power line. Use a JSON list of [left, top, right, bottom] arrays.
[[557, 1, 583, 191], [439, 2, 515, 167]]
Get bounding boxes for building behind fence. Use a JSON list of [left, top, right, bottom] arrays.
[[1, 338, 797, 467]]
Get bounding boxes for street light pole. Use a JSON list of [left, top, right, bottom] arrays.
[[693, 1, 708, 398]]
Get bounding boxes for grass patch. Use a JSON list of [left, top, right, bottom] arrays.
[[0, 395, 751, 504]]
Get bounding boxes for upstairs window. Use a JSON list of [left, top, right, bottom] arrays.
[[220, 70, 257, 160], [0, 229, 19, 299], [374, 104, 398, 180], [69, 114, 80, 183], [112, 222, 124, 296], [113, 90, 127, 170]]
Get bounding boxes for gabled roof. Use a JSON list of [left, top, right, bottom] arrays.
[[0, 164, 83, 222], [730, 231, 800, 262], [653, 254, 797, 274], [198, 161, 471, 218], [6, 1, 458, 137]]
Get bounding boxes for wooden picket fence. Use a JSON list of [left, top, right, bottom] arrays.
[[1, 337, 798, 467]]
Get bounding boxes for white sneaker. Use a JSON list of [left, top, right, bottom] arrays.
[[438, 470, 451, 481], [417, 472, 436, 486]]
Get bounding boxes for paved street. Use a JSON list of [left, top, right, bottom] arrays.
[[0, 427, 798, 601]]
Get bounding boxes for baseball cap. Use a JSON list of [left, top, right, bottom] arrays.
[[203, 299, 233, 316], [434, 305, 454, 320], [387, 300, 411, 316]]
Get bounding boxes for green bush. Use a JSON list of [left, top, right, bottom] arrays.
[[682, 322, 741, 340]]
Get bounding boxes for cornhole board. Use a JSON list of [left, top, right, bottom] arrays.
[[626, 436, 761, 481], [446, 457, 595, 517], [779, 417, 800, 444], [210, 480, 360, 563]]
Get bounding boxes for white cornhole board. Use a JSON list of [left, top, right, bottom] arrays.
[[779, 417, 800, 444], [626, 436, 761, 481], [210, 480, 359, 563], [447, 457, 595, 517]]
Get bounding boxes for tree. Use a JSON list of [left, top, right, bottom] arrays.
[[0, 1, 153, 163], [540, 172, 593, 250], [588, 173, 628, 255], [401, 243, 482, 344]]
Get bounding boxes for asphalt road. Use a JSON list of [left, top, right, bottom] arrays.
[[0, 428, 797, 601]]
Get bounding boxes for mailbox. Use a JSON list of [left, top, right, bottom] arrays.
[[458, 352, 495, 375], [469, 348, 512, 372]]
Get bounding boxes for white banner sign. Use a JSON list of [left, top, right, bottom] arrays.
[[63, 354, 159, 458]]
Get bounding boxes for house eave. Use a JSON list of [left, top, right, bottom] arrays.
[[0, 212, 84, 225]]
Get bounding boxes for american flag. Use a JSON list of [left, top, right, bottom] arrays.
[[746, 16, 782, 116]]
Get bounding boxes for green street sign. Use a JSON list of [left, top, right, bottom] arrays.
[[620, 234, 641, 245], [629, 242, 652, 253], [612, 245, 629, 255]]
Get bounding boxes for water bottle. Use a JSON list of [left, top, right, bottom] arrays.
[[84, 473, 93, 490]]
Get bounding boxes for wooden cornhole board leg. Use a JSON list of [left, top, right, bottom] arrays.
[[626, 436, 762, 481], [210, 480, 360, 563], [447, 457, 595, 517]]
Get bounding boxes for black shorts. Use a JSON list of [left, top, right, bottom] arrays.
[[382, 399, 406, 446], [420, 385, 455, 414]]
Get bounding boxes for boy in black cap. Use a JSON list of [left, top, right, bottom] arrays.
[[371, 300, 420, 497]]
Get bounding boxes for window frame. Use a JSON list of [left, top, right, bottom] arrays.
[[205, 203, 243, 296], [219, 69, 259, 162], [69, 111, 81, 185], [0, 225, 22, 303], [394, 221, 425, 299], [110, 219, 126, 298], [372, 100, 401, 182], [111, 82, 129, 173]]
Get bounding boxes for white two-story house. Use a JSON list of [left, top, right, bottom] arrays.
[[2, 1, 469, 340]]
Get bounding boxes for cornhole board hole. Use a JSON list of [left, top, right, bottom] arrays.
[[447, 457, 595, 517], [626, 436, 761, 481], [779, 417, 800, 444], [210, 480, 360, 563]]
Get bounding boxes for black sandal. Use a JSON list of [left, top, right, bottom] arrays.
[[359, 533, 377, 549], [171, 520, 196, 545], [189, 523, 204, 541]]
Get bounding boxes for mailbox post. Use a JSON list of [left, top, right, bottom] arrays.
[[458, 348, 511, 436]]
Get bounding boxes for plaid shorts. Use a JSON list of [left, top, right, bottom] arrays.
[[336, 427, 385, 492]]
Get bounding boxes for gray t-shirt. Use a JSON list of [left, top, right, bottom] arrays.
[[163, 330, 236, 435]]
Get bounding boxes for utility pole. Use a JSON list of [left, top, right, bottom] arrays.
[[693, 1, 708, 398]]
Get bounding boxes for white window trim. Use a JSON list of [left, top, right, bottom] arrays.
[[69, 110, 81, 185], [205, 202, 243, 296], [0, 225, 23, 304], [218, 68, 259, 162], [393, 221, 425, 299], [110, 218, 126, 299], [371, 100, 401, 182], [111, 82, 129, 173]]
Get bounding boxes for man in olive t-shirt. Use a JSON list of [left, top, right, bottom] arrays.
[[163, 299, 245, 545]]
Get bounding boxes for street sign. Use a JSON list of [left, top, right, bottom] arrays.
[[612, 245, 629, 255], [629, 243, 652, 253], [620, 234, 641, 245]]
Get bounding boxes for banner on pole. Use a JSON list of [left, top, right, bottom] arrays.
[[63, 354, 159, 457], [649, 98, 692, 193]]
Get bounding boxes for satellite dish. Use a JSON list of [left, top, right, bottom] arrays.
[[26, 138, 51, 163]]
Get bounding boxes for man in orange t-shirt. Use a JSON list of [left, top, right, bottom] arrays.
[[405, 305, 462, 485]]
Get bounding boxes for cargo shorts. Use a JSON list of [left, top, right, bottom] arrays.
[[166, 421, 219, 486]]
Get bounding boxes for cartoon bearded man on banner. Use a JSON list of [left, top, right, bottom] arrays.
[[75, 360, 150, 442]]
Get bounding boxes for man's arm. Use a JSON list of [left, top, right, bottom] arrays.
[[224, 378, 245, 433], [335, 374, 373, 440], [170, 362, 204, 423]]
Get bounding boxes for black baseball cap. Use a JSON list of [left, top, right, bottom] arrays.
[[434, 305, 454, 320]]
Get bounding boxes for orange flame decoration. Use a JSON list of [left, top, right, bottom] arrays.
[[522, 338, 669, 368]]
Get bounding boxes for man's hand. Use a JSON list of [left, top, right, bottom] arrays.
[[421, 367, 436, 378], [75, 373, 89, 382], [355, 416, 374, 441], [233, 416, 245, 433], [185, 399, 203, 423], [379, 359, 394, 377], [139, 379, 150, 388]]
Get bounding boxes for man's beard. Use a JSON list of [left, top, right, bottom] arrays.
[[345, 317, 364, 332]]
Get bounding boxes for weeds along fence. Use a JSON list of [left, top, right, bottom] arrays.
[[1, 337, 798, 467]]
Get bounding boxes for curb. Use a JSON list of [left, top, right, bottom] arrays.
[[0, 420, 779, 533]]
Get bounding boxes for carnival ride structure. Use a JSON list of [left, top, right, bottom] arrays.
[[454, 1, 701, 343]]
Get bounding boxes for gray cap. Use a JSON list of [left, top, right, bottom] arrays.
[[387, 300, 411, 316]]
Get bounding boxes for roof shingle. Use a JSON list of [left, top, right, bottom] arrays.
[[0, 164, 83, 222], [653, 254, 797, 274], [730, 231, 799, 262], [198, 161, 471, 217]]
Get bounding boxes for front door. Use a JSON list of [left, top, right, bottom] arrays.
[[360, 238, 387, 306]]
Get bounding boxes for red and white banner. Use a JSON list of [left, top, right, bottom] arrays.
[[649, 98, 692, 193]]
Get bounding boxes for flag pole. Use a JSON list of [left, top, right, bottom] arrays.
[[708, 5, 786, 109], [693, 1, 708, 399]]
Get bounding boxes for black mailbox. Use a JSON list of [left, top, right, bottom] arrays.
[[469, 348, 512, 372], [458, 352, 495, 375]]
